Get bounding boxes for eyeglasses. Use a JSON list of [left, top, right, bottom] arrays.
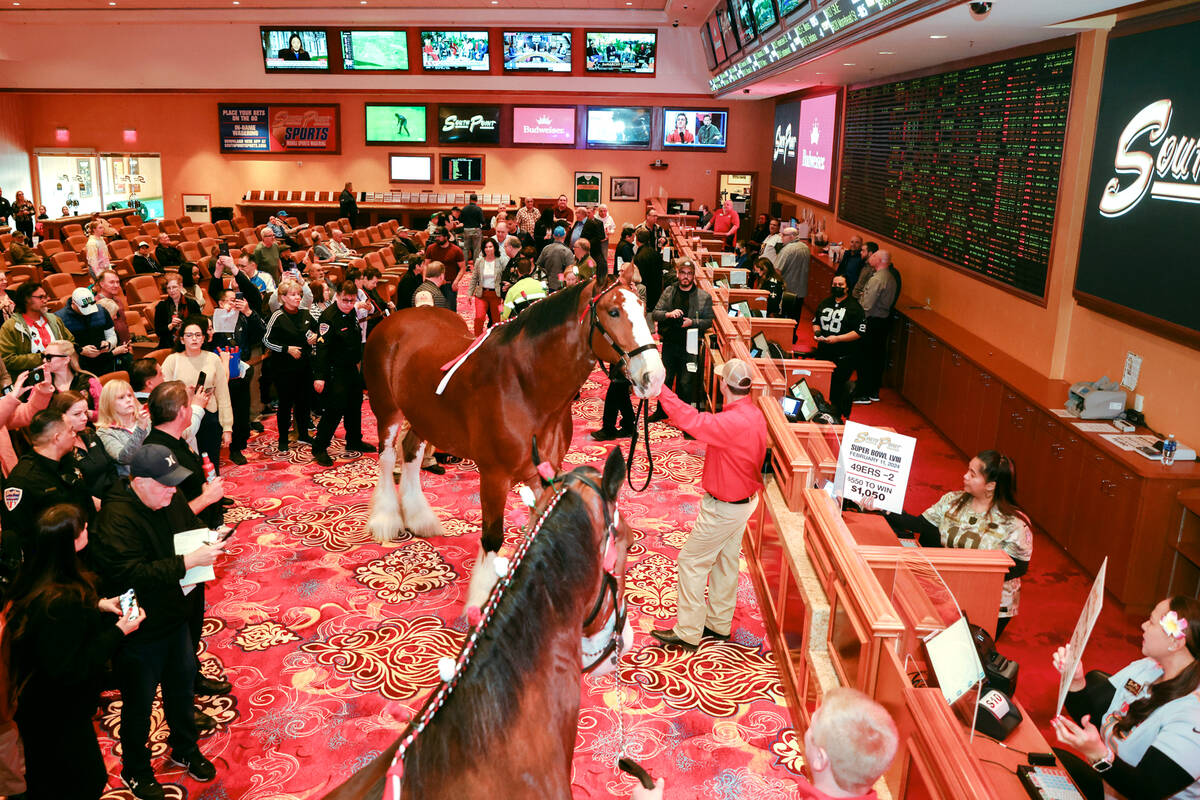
[[182, 332, 205, 339], [29, 293, 47, 300]]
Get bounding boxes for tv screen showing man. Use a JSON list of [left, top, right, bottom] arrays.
[[663, 109, 727, 148]]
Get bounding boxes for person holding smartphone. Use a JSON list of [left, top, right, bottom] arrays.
[[162, 319, 232, 474], [0, 365, 54, 477]]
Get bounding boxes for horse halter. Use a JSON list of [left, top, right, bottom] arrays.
[[583, 279, 657, 383], [380, 463, 627, 800]]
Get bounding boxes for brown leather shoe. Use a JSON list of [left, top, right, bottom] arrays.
[[650, 629, 697, 652], [703, 627, 730, 641]]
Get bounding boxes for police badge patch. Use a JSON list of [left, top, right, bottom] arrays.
[[4, 487, 22, 511], [319, 323, 330, 336], [1125, 679, 1144, 696]]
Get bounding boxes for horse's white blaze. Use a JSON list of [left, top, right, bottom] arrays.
[[619, 288, 666, 399], [400, 442, 443, 538], [368, 423, 405, 543]]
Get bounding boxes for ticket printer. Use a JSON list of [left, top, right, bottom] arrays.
[[1067, 377, 1127, 420]]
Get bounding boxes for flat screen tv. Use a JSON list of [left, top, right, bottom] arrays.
[[437, 105, 502, 145], [502, 31, 572, 72], [440, 155, 485, 184], [662, 109, 727, 149], [341, 30, 409, 71], [718, 4, 741, 56], [779, 0, 806, 16], [512, 106, 576, 145], [261, 29, 329, 71], [732, 0, 757, 48], [699, 26, 718, 71], [585, 107, 652, 149], [752, 0, 780, 35], [389, 154, 433, 182], [584, 32, 656, 74], [365, 104, 427, 145], [708, 16, 728, 64], [420, 30, 490, 71]]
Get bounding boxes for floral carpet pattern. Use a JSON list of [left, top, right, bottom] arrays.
[[93, 370, 806, 800]]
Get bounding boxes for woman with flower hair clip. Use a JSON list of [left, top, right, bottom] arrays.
[[862, 449, 1033, 637], [1051, 596, 1200, 799]]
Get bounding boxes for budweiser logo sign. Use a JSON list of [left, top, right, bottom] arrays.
[[1100, 99, 1200, 217]]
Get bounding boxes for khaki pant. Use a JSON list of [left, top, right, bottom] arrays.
[[397, 420, 437, 469], [673, 493, 759, 645]]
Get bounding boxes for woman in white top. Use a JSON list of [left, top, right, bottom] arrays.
[[469, 238, 507, 336], [162, 316, 232, 472], [95, 378, 150, 477], [597, 204, 617, 237]]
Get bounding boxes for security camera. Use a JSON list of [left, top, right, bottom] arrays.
[[743, 88, 751, 94], [969, 2, 992, 20], [672, 19, 679, 27]]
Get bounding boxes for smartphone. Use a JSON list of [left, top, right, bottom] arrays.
[[29, 367, 44, 384], [195, 371, 207, 391], [0, 384, 12, 396], [219, 241, 230, 256], [234, 291, 244, 301], [119, 588, 139, 620]]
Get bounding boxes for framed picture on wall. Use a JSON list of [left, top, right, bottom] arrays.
[[610, 176, 639, 202], [575, 171, 601, 206]]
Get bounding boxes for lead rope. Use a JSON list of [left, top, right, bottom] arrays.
[[625, 398, 653, 492]]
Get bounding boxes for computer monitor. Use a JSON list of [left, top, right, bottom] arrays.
[[733, 301, 751, 318], [750, 332, 770, 358], [784, 378, 819, 421], [925, 616, 986, 705], [729, 268, 748, 287]]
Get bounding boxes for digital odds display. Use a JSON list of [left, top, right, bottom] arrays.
[[420, 31, 490, 71], [661, 109, 727, 149], [1076, 19, 1200, 337], [364, 104, 427, 144], [261, 29, 329, 71], [503, 31, 572, 72], [437, 105, 502, 145]]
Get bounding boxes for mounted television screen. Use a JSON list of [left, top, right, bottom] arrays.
[[437, 105, 502, 145], [365, 104, 427, 144], [420, 30, 490, 71], [699, 26, 717, 71], [502, 31, 572, 72], [261, 29, 329, 71], [753, 0, 780, 35], [708, 16, 728, 64], [341, 30, 409, 71], [662, 109, 727, 149], [389, 155, 432, 182], [732, 0, 757, 48], [718, 4, 741, 56], [584, 32, 656, 74], [512, 106, 576, 145], [440, 155, 484, 183], [585, 107, 652, 148], [779, 0, 806, 16]]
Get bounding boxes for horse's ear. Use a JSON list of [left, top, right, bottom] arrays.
[[601, 446, 626, 502]]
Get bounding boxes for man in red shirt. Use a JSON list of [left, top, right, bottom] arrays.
[[650, 358, 766, 652], [710, 199, 740, 250], [631, 687, 898, 800], [423, 226, 465, 311]]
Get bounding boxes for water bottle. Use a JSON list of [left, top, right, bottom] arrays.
[[1162, 435, 1177, 466], [201, 453, 218, 483]]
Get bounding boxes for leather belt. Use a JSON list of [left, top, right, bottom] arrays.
[[714, 494, 754, 505]]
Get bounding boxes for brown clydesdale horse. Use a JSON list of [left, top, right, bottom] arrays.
[[322, 447, 636, 800], [362, 277, 664, 555]]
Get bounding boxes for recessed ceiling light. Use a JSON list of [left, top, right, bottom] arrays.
[[108, 1, 116, 4], [879, 51, 894, 55], [843, 63, 855, 66], [12, 2, 19, 6], [929, 34, 947, 39]]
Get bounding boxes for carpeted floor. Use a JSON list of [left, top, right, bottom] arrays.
[[88, 309, 1144, 799]]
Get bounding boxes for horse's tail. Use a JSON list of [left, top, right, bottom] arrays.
[[368, 422, 405, 543]]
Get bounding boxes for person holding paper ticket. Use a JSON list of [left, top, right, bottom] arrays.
[[1050, 596, 1200, 799], [864, 450, 1032, 637], [91, 444, 224, 799], [648, 261, 713, 420]]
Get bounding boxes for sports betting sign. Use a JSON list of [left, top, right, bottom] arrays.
[[219, 103, 341, 154]]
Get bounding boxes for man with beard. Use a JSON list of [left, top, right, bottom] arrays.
[[648, 261, 712, 420]]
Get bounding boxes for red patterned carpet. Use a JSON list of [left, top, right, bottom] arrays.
[[92, 371, 808, 799]]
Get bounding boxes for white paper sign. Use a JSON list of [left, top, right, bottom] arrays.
[[833, 421, 917, 514], [213, 308, 239, 334], [1056, 558, 1107, 715], [174, 528, 218, 588]]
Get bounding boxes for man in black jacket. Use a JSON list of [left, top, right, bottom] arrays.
[[339, 181, 358, 228], [312, 282, 373, 466], [92, 444, 224, 800], [633, 228, 664, 312], [581, 206, 609, 277], [155, 233, 189, 270]]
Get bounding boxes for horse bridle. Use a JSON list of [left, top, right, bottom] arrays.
[[583, 279, 657, 492], [380, 463, 627, 800]]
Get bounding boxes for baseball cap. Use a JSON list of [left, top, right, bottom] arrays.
[[70, 287, 99, 315], [277, 209, 288, 218], [553, 225, 566, 238], [714, 358, 752, 390], [137, 240, 150, 248], [130, 444, 192, 486]]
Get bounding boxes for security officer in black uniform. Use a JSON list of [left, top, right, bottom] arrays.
[[1, 409, 90, 580], [311, 281, 374, 467]]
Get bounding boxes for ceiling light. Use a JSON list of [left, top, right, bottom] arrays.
[[929, 34, 947, 39], [12, 2, 19, 6], [843, 63, 855, 66], [814, 71, 823, 75], [879, 51, 894, 55]]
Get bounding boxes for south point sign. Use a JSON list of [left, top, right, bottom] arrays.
[[1100, 99, 1200, 218]]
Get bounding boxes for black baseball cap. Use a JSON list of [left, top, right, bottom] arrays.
[[130, 444, 192, 486]]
